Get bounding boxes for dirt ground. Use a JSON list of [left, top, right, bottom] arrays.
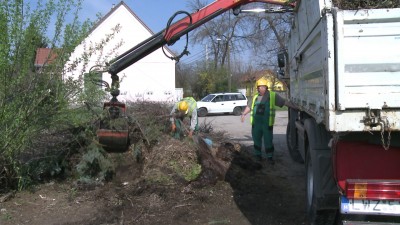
[[0, 112, 308, 225]]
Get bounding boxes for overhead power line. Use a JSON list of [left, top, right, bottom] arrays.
[[179, 49, 206, 63]]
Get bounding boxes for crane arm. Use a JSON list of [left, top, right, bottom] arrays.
[[107, 0, 295, 75], [97, 0, 295, 153]]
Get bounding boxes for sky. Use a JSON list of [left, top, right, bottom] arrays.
[[27, 0, 262, 65], [81, 0, 214, 65]]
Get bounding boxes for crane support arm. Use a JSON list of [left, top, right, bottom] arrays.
[[107, 0, 295, 75]]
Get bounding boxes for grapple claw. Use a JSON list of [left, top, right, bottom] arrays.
[[97, 102, 129, 152]]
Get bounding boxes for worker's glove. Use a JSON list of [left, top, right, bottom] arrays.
[[171, 123, 176, 132]]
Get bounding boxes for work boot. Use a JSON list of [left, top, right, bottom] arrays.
[[267, 157, 275, 165]]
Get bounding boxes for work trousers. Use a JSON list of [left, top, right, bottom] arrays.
[[251, 100, 274, 158], [252, 124, 274, 158]]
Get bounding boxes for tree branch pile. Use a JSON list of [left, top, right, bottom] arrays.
[[332, 0, 400, 9]]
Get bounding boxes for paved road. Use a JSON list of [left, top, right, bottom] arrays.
[[198, 110, 308, 224], [198, 110, 289, 147]]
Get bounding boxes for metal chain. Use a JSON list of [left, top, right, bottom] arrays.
[[380, 121, 391, 150]]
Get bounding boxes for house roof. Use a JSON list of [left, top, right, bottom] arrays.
[[35, 48, 58, 67], [35, 1, 176, 67], [90, 1, 152, 36], [90, 1, 175, 57]]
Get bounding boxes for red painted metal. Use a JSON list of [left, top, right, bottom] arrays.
[[333, 140, 400, 192], [164, 0, 296, 41], [97, 129, 129, 152], [97, 130, 129, 137], [97, 101, 129, 152], [103, 102, 126, 112]]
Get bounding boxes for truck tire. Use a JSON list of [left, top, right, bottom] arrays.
[[304, 118, 338, 225], [198, 108, 208, 117], [286, 108, 303, 163], [306, 147, 337, 225]]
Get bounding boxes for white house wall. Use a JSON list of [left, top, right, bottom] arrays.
[[65, 3, 176, 103]]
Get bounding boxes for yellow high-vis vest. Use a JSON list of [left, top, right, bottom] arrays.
[[176, 97, 197, 116], [250, 91, 276, 125]]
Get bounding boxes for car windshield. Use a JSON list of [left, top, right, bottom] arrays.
[[200, 94, 216, 102]]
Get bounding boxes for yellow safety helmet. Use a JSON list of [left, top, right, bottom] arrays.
[[256, 78, 268, 87], [178, 101, 189, 114]]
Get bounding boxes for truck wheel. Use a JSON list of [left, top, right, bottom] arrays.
[[286, 123, 303, 163], [198, 108, 208, 117], [233, 107, 242, 116], [306, 146, 337, 225], [304, 118, 338, 225], [286, 108, 303, 163]]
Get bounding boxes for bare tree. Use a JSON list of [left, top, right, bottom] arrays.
[[187, 1, 292, 67], [187, 0, 252, 69], [182, 1, 293, 95], [240, 4, 292, 67]]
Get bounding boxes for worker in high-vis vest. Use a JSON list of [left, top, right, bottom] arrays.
[[170, 97, 198, 139], [240, 78, 294, 164]]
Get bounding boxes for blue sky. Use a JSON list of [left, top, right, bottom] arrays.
[[82, 0, 213, 64]]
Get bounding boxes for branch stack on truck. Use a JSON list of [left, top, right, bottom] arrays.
[[280, 0, 400, 224]]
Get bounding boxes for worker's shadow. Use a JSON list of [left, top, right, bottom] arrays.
[[224, 133, 306, 225]]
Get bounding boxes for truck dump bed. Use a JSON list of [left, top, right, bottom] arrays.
[[288, 0, 400, 132]]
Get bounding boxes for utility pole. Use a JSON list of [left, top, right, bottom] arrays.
[[227, 43, 231, 92], [205, 44, 209, 68], [205, 44, 209, 62], [217, 36, 232, 92], [228, 10, 231, 92]]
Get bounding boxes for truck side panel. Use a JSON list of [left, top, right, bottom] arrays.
[[335, 8, 400, 110], [289, 4, 400, 132], [288, 11, 334, 124], [295, 0, 331, 44]]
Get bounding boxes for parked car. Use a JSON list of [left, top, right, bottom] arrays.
[[196, 92, 248, 117]]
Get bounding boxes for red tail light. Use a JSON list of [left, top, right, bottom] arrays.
[[346, 179, 400, 200]]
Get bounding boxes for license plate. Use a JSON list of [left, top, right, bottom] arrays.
[[341, 196, 400, 216]]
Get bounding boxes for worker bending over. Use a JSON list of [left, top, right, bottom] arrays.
[[170, 97, 198, 139]]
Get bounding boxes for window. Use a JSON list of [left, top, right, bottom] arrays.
[[213, 95, 224, 102], [201, 94, 216, 102], [225, 95, 238, 101], [236, 94, 246, 100]]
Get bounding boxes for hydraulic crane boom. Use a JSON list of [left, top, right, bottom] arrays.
[[107, 0, 295, 75], [98, 0, 295, 152]]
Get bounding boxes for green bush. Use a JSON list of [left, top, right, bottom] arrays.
[[76, 143, 114, 183], [0, 0, 102, 192]]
